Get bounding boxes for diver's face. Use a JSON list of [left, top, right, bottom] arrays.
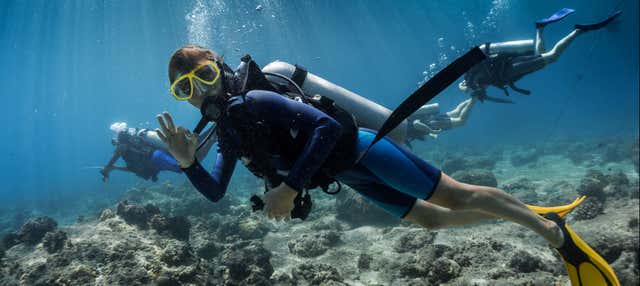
[[170, 50, 224, 109]]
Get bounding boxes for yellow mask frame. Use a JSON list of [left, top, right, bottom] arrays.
[[170, 60, 221, 100]]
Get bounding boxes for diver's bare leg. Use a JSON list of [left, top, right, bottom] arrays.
[[445, 99, 471, 118], [535, 27, 545, 55], [541, 29, 584, 63], [404, 199, 496, 229], [448, 97, 476, 128], [425, 173, 563, 247]]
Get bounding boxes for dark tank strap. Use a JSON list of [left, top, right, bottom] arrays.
[[291, 64, 308, 87]]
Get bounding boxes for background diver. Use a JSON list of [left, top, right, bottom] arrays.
[[100, 121, 215, 182], [409, 97, 477, 139], [459, 8, 622, 103], [155, 45, 619, 286]]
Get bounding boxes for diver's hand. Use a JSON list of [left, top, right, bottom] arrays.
[[99, 167, 110, 182], [156, 112, 198, 168], [263, 183, 298, 221]]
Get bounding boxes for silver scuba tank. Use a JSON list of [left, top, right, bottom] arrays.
[[479, 40, 535, 56], [262, 61, 408, 144]]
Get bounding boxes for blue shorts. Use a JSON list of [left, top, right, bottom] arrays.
[[335, 129, 442, 218], [151, 149, 182, 173]]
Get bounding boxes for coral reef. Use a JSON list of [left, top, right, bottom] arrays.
[[0, 136, 638, 286], [335, 188, 400, 227], [451, 169, 498, 187], [288, 230, 341, 258]]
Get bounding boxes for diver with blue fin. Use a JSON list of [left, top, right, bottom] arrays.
[[101, 122, 215, 182], [154, 45, 619, 285], [459, 8, 622, 103]]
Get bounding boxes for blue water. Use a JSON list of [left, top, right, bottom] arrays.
[[1, 0, 638, 220]]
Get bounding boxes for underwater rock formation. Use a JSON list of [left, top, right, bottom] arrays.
[[357, 253, 372, 270], [430, 257, 462, 283], [217, 215, 269, 242], [335, 188, 400, 227], [160, 240, 195, 266], [393, 231, 437, 253], [288, 230, 341, 258], [292, 263, 344, 285], [573, 197, 604, 220], [604, 171, 632, 199], [149, 214, 191, 241], [577, 170, 608, 203], [42, 230, 67, 253], [221, 242, 274, 285], [508, 249, 543, 273], [451, 169, 498, 187], [99, 208, 115, 221], [440, 155, 498, 174], [5, 216, 59, 246], [510, 147, 543, 167], [116, 200, 151, 228], [502, 177, 538, 193]]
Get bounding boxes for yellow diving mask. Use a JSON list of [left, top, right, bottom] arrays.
[[170, 60, 221, 100]]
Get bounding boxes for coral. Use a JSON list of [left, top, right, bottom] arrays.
[[288, 230, 341, 258], [508, 250, 542, 273], [54, 264, 97, 285], [271, 271, 294, 286], [502, 178, 537, 193], [221, 242, 274, 285], [335, 188, 400, 227], [393, 231, 437, 253], [510, 148, 543, 167], [217, 216, 269, 242], [116, 200, 150, 229], [451, 169, 498, 187], [430, 257, 461, 283], [16, 216, 58, 245], [160, 240, 194, 266], [42, 230, 67, 254], [577, 170, 608, 203], [440, 156, 470, 174], [357, 253, 372, 270], [99, 209, 115, 221], [292, 263, 344, 285], [150, 214, 191, 241], [573, 197, 604, 220]]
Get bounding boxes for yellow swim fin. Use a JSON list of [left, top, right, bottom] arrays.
[[527, 196, 586, 218], [546, 213, 620, 286]]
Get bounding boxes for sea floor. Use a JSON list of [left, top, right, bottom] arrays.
[[0, 137, 638, 285]]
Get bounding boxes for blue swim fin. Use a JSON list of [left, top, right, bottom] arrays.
[[536, 8, 576, 28], [575, 11, 622, 31]]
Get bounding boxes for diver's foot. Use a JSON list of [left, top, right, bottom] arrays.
[[545, 220, 564, 248], [575, 10, 622, 31], [536, 8, 575, 28]]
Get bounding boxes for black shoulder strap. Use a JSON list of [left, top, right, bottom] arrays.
[[364, 47, 486, 153]]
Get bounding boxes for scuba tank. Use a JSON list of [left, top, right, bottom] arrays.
[[479, 39, 535, 57], [262, 61, 408, 145]]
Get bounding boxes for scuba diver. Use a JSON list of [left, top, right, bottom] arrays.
[[459, 8, 622, 103], [156, 45, 619, 285], [101, 122, 216, 182], [101, 122, 182, 182], [410, 97, 477, 138]]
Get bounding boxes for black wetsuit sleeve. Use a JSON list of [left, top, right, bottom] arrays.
[[247, 90, 342, 191], [182, 152, 237, 202]]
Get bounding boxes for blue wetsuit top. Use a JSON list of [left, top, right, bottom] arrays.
[[182, 90, 342, 202], [182, 90, 442, 219]]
